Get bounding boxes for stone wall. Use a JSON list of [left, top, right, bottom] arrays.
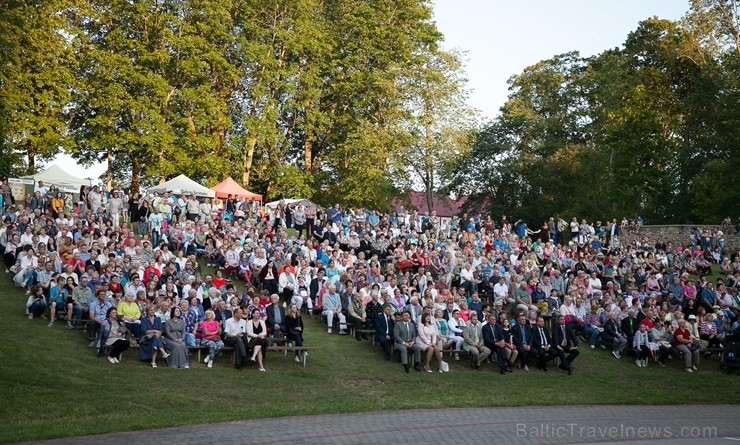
[[617, 225, 740, 253]]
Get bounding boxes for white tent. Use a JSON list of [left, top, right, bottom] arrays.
[[21, 164, 89, 187], [264, 198, 314, 209], [148, 174, 215, 198]]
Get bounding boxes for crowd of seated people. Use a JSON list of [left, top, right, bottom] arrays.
[[1, 184, 739, 375]]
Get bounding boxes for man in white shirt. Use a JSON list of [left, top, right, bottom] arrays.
[[223, 308, 249, 370], [493, 276, 509, 304], [460, 263, 477, 294]]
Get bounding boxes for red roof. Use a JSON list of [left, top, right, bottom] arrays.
[[392, 191, 470, 218]]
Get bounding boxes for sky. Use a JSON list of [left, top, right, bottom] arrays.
[[432, 0, 690, 120], [53, 0, 691, 182]]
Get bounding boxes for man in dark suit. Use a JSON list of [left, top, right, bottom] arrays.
[[532, 316, 558, 371], [265, 294, 286, 338], [393, 311, 421, 373], [603, 310, 628, 359], [551, 314, 580, 375], [512, 313, 534, 371], [483, 314, 511, 374], [309, 268, 328, 314], [442, 301, 456, 321], [374, 304, 395, 360]]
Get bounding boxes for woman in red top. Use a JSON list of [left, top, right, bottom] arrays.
[[671, 319, 699, 372], [212, 270, 226, 289]]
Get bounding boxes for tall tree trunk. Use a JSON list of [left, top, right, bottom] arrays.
[[243, 137, 257, 186], [304, 139, 312, 172], [107, 147, 113, 190], [158, 146, 166, 185], [425, 170, 434, 213], [130, 154, 141, 194], [27, 147, 36, 173]]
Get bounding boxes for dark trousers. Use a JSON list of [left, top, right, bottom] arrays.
[[109, 339, 130, 358], [554, 346, 580, 370], [377, 337, 392, 358], [490, 346, 508, 369], [348, 316, 369, 339], [224, 336, 248, 367], [636, 345, 650, 360], [534, 346, 558, 369]]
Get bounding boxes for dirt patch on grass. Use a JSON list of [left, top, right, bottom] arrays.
[[343, 377, 393, 387]]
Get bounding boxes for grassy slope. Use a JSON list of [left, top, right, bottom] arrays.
[[0, 268, 738, 443]]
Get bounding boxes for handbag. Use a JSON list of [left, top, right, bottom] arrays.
[[140, 333, 155, 346], [440, 360, 449, 372]]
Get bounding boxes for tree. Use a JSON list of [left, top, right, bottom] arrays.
[[0, 0, 74, 173], [401, 50, 479, 212]]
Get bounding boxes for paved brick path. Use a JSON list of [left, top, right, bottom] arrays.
[[28, 405, 740, 445]]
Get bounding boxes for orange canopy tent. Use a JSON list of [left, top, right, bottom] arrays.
[[211, 177, 263, 201]]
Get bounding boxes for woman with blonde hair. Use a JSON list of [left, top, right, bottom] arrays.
[[200, 309, 224, 368]]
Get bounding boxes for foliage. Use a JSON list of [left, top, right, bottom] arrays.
[[0, 0, 75, 173], [451, 10, 740, 225]]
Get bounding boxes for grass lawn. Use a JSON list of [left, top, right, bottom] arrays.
[[1, 268, 738, 444]]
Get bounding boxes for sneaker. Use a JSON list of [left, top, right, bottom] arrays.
[[47, 321, 54, 328], [204, 356, 211, 364], [28, 314, 33, 320], [686, 368, 693, 373], [113, 357, 120, 364], [522, 365, 529, 372], [692, 365, 698, 371], [635, 360, 641, 367], [338, 330, 348, 335], [88, 340, 96, 348], [184, 365, 190, 369], [327, 328, 332, 334], [590, 345, 595, 349], [107, 356, 116, 364], [258, 367, 266, 372], [65, 322, 74, 329], [294, 355, 301, 362], [600, 345, 606, 349], [161, 351, 171, 359], [642, 359, 647, 368], [151, 362, 157, 368], [207, 360, 212, 369], [611, 351, 619, 359]]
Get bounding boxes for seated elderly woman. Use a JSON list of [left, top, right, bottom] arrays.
[[200, 309, 224, 368], [139, 304, 170, 368], [96, 307, 130, 364], [118, 292, 143, 345], [164, 306, 190, 368], [435, 309, 463, 360]]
